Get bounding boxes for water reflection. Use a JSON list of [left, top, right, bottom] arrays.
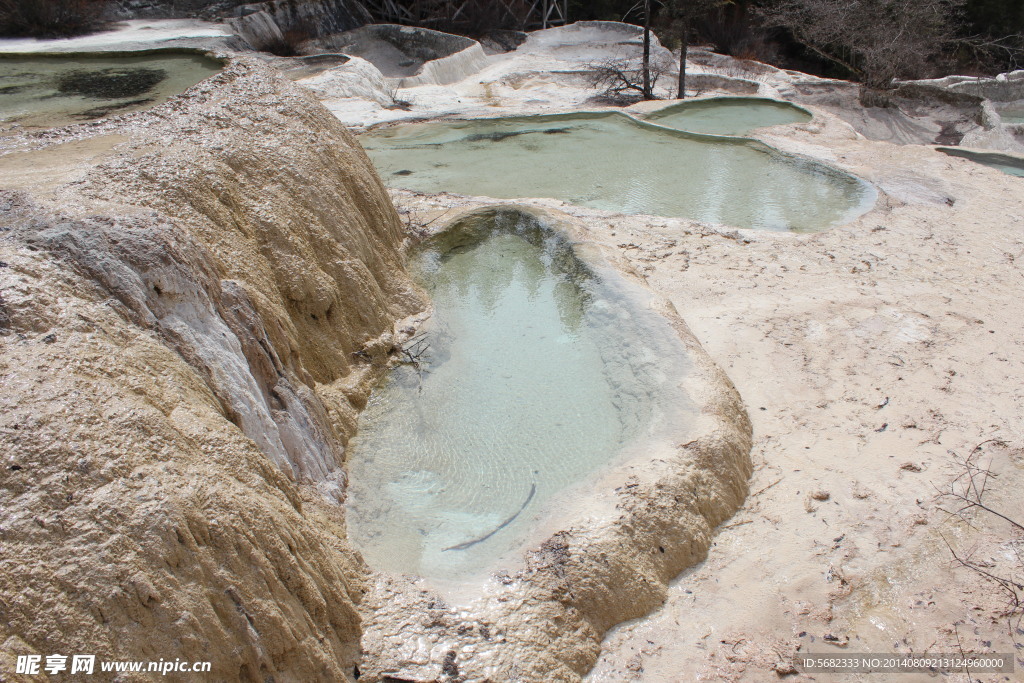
[[361, 113, 874, 232], [346, 209, 693, 580], [0, 51, 223, 129]]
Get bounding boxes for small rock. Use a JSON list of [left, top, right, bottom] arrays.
[[774, 661, 798, 676], [900, 462, 923, 472], [822, 633, 849, 647], [441, 650, 459, 678]]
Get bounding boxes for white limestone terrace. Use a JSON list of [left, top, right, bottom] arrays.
[[286, 21, 1020, 153], [4, 17, 1012, 152], [299, 23, 488, 89], [0, 19, 235, 53], [904, 71, 1024, 153], [310, 21, 738, 127], [4, 16, 1023, 682], [300, 21, 861, 134]]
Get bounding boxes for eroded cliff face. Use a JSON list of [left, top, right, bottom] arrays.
[[0, 56, 421, 680]]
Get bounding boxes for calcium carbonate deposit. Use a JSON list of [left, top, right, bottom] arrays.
[[3, 11, 1024, 683]]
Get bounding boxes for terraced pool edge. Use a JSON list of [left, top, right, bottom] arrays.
[[357, 205, 754, 681], [936, 145, 1024, 177], [643, 95, 814, 136], [0, 48, 227, 132], [361, 108, 879, 232]]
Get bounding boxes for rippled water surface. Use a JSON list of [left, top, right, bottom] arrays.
[[346, 211, 694, 580], [360, 113, 874, 231], [645, 97, 811, 136], [0, 51, 222, 129]]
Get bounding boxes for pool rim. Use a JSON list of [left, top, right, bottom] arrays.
[[359, 107, 880, 233], [641, 94, 814, 135], [935, 145, 1024, 177], [345, 204, 703, 583], [0, 47, 228, 131]]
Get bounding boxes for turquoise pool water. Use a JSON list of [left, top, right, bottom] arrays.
[[645, 97, 811, 136], [938, 147, 1024, 178], [0, 51, 223, 130], [360, 113, 874, 232], [345, 209, 694, 580]]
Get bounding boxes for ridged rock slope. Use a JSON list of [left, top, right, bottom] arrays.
[[0, 55, 421, 681]]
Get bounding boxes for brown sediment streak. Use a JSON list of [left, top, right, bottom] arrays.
[[443, 483, 537, 552]]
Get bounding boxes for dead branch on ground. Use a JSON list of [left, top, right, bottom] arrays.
[[935, 439, 1024, 657]]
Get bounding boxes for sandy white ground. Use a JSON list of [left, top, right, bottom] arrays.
[[310, 22, 1024, 680], [392, 144, 1024, 682]]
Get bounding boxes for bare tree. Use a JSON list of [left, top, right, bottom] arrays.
[[757, 0, 967, 104], [620, 0, 658, 100], [587, 55, 673, 103], [643, 0, 654, 99], [666, 0, 727, 98], [626, 0, 726, 100]]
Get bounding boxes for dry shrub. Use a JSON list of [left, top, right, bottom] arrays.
[[0, 0, 112, 38], [757, 0, 967, 90], [586, 56, 673, 104]]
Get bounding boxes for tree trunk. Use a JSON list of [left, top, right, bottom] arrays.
[[642, 0, 652, 100], [677, 16, 689, 99]]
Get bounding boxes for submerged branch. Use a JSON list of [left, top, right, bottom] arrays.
[[442, 483, 537, 552]]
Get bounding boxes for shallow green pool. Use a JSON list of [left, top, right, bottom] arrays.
[[997, 106, 1024, 125], [345, 209, 694, 580], [938, 147, 1024, 178], [645, 97, 812, 136], [0, 51, 223, 129], [360, 113, 874, 232]]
